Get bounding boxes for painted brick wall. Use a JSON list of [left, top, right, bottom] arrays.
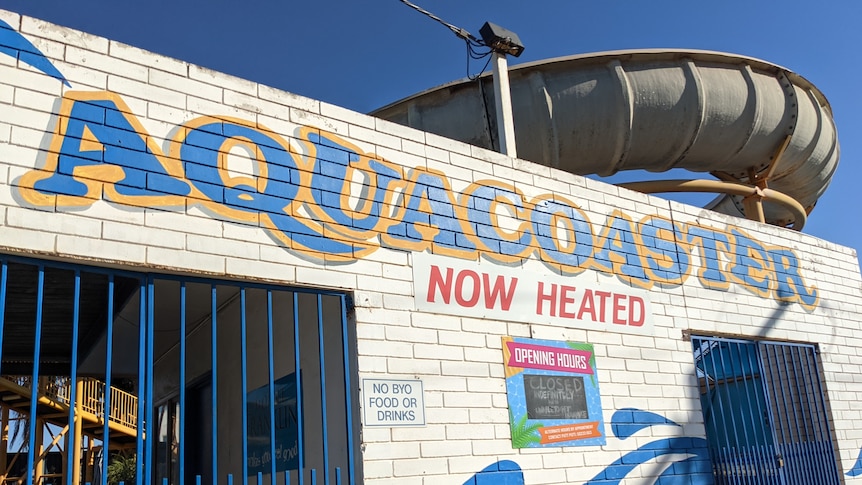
[[2, 9, 862, 485]]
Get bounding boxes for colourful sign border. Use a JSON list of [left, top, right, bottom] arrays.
[[503, 336, 606, 448]]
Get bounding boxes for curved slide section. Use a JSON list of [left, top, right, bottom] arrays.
[[372, 49, 839, 229]]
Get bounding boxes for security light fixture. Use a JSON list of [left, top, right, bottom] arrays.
[[397, 0, 524, 156], [479, 22, 525, 57]]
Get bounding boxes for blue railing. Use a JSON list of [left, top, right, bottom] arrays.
[[0, 255, 358, 485], [692, 336, 840, 485]]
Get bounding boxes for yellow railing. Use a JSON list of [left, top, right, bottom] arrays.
[[2, 376, 138, 431]]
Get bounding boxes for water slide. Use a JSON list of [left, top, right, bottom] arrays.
[[372, 49, 839, 230]]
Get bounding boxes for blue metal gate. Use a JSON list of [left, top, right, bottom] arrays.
[[0, 255, 358, 485], [691, 336, 839, 484]]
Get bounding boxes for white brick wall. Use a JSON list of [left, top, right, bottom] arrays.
[[2, 10, 862, 485]]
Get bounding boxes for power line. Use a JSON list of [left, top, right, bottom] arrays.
[[397, 0, 493, 79], [398, 0, 479, 43]]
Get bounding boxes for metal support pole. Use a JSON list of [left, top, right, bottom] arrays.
[[84, 441, 94, 485], [744, 167, 767, 223], [0, 407, 7, 484], [34, 419, 44, 485], [491, 51, 517, 158], [743, 190, 766, 224], [618, 178, 808, 230], [72, 379, 84, 485]]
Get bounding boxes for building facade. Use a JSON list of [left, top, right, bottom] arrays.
[[1, 9, 861, 485]]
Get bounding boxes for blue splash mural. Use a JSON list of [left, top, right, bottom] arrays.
[[0, 18, 68, 85], [465, 408, 713, 485], [848, 448, 862, 477], [462, 460, 524, 485]]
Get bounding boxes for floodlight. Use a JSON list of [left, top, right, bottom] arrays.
[[479, 22, 525, 57]]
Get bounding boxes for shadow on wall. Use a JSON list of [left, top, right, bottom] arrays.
[[464, 408, 713, 485]]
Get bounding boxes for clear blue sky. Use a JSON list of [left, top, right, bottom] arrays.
[[4, 0, 861, 267]]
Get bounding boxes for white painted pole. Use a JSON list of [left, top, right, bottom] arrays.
[[491, 51, 517, 158]]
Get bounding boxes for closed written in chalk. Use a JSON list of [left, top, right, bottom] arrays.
[[524, 374, 588, 420]]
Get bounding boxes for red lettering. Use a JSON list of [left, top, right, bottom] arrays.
[[612, 293, 627, 325], [629, 296, 645, 326], [427, 265, 453, 304], [577, 289, 596, 321], [559, 285, 577, 318], [483, 274, 518, 311], [454, 270, 481, 307], [536, 282, 557, 316], [594, 291, 611, 322]]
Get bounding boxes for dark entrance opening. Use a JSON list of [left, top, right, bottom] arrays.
[[692, 336, 840, 484], [0, 255, 360, 485]]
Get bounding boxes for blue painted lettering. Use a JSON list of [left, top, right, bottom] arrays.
[[530, 195, 594, 274], [638, 216, 690, 285], [16, 91, 819, 308]]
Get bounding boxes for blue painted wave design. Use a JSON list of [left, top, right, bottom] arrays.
[[609, 407, 677, 439], [464, 408, 712, 484], [583, 438, 712, 485], [583, 409, 712, 485], [0, 19, 69, 85], [462, 460, 524, 485], [848, 448, 862, 477]]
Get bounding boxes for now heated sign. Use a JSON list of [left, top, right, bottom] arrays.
[[412, 253, 653, 334]]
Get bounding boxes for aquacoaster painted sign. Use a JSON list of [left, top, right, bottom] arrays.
[[2, 20, 819, 310]]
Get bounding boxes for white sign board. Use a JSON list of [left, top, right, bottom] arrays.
[[362, 378, 426, 427], [412, 252, 654, 334]]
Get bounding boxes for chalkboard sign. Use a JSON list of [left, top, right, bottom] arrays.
[[504, 337, 605, 448], [523, 374, 588, 420]]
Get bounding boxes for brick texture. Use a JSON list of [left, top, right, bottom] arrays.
[[1, 10, 861, 485]]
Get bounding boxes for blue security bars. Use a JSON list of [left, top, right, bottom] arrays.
[[695, 337, 781, 484], [0, 255, 359, 485], [691, 336, 840, 485], [758, 342, 838, 484], [0, 260, 141, 485]]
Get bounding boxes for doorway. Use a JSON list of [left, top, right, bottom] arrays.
[[0, 255, 360, 485], [691, 336, 840, 484]]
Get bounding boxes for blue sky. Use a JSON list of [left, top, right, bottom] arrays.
[[4, 0, 861, 266]]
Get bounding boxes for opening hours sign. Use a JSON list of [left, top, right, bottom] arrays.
[[503, 336, 606, 448]]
